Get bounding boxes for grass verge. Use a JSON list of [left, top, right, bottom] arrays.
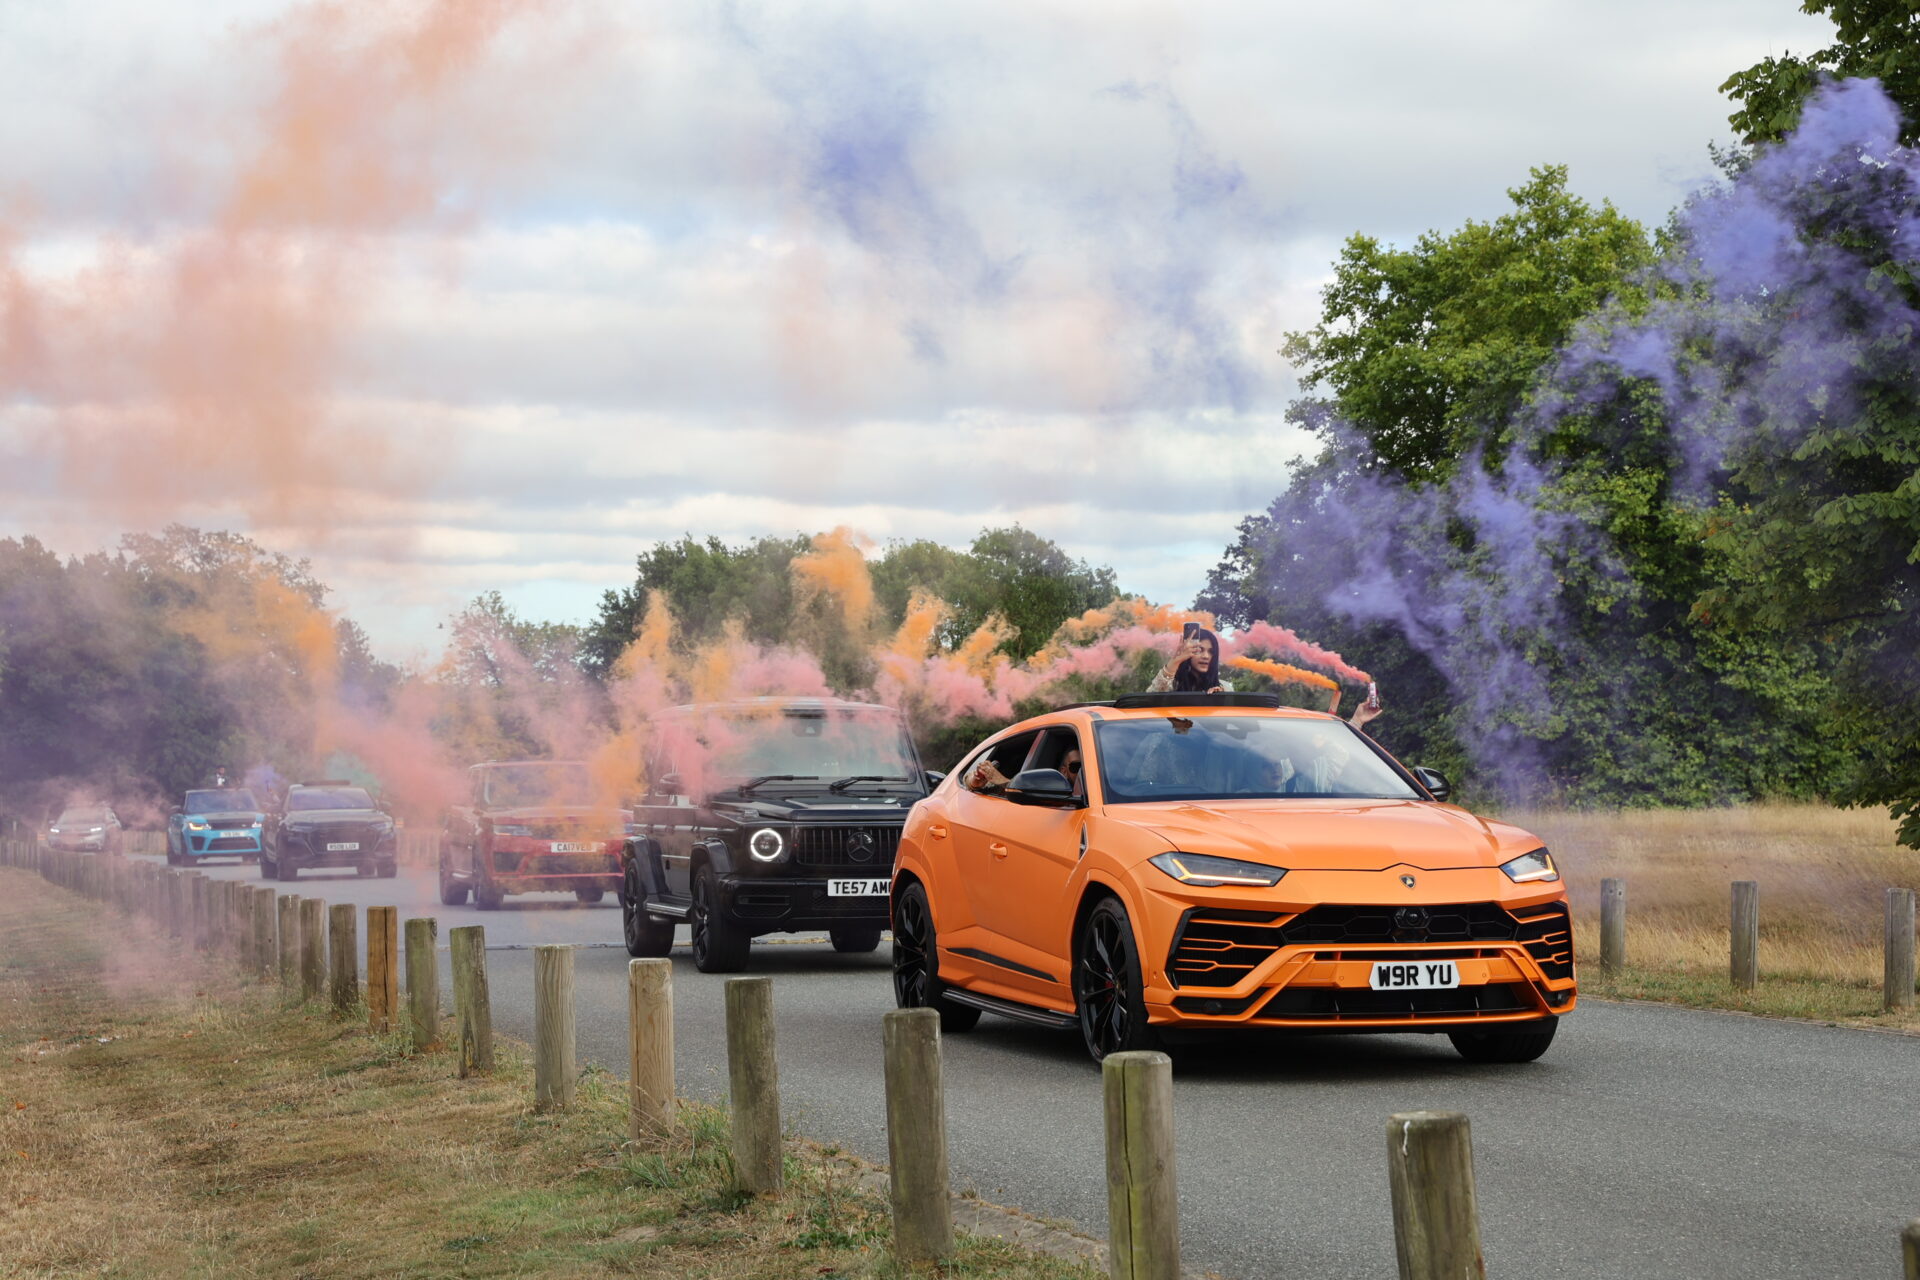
[[0, 869, 1097, 1279]]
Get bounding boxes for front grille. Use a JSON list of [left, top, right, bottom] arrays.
[[209, 819, 254, 831], [1167, 900, 1574, 988], [1258, 983, 1532, 1020], [524, 853, 618, 874], [526, 823, 612, 841], [791, 825, 900, 869], [208, 837, 255, 851]]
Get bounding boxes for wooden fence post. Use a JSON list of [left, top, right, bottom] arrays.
[[1103, 1050, 1179, 1280], [325, 902, 354, 1012], [1387, 1110, 1485, 1280], [1902, 1217, 1919, 1280], [299, 897, 327, 1000], [278, 895, 301, 986], [405, 917, 440, 1050], [883, 1007, 952, 1265], [450, 925, 493, 1077], [367, 906, 398, 1033], [1597, 882, 1628, 971], [724, 976, 783, 1195], [250, 886, 276, 978], [534, 945, 577, 1111], [627, 958, 674, 1138], [191, 875, 211, 951], [1731, 880, 1759, 990], [1886, 887, 1917, 1013]]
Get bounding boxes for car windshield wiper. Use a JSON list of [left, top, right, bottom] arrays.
[[734, 775, 818, 796], [825, 775, 901, 793]]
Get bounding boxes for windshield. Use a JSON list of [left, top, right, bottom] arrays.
[[185, 789, 259, 814], [674, 711, 917, 787], [55, 808, 109, 825], [286, 787, 375, 812], [483, 763, 596, 808], [1095, 715, 1420, 803]]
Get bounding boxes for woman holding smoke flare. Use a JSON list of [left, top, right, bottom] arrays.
[[1150, 623, 1384, 733]]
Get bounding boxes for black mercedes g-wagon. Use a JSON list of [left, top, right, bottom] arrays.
[[619, 697, 935, 972]]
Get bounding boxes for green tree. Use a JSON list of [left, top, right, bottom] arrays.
[[1281, 166, 1655, 483], [580, 534, 810, 676], [1722, 2, 1920, 146]]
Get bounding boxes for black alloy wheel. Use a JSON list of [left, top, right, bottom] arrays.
[[621, 868, 674, 958], [1074, 897, 1160, 1063], [573, 887, 605, 905], [474, 879, 505, 911], [1448, 1018, 1559, 1064], [890, 881, 980, 1032], [690, 864, 749, 973], [830, 926, 883, 954], [437, 844, 469, 906], [275, 855, 298, 882]]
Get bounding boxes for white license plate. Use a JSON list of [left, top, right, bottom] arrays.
[[827, 878, 889, 897], [1370, 960, 1460, 991], [326, 842, 360, 852], [550, 842, 600, 854]]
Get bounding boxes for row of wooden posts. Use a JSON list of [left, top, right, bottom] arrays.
[[1594, 877, 1919, 1009], [7, 838, 1919, 1280]]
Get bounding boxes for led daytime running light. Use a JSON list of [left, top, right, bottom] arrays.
[[1149, 851, 1287, 888]]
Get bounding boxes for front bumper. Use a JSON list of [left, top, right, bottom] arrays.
[[486, 844, 622, 894], [49, 834, 106, 852], [719, 874, 891, 931], [1140, 878, 1576, 1032], [281, 834, 395, 869], [181, 830, 262, 859]]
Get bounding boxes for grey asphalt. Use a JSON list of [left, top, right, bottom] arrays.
[[178, 858, 1920, 1279]]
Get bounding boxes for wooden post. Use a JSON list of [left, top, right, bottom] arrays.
[[1887, 887, 1917, 1013], [1386, 1110, 1485, 1280], [627, 958, 674, 1138], [250, 886, 275, 977], [1103, 1050, 1179, 1280], [405, 917, 440, 1050], [533, 945, 577, 1111], [367, 906, 399, 1033], [450, 925, 494, 1077], [1903, 1218, 1919, 1280], [325, 902, 354, 1012], [301, 897, 329, 1001], [278, 895, 302, 986], [1598, 877, 1625, 966], [1731, 880, 1759, 990], [191, 875, 211, 951], [883, 1007, 952, 1265], [724, 976, 783, 1195]]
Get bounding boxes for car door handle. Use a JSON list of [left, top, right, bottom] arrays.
[[928, 824, 949, 839], [989, 841, 1009, 859]]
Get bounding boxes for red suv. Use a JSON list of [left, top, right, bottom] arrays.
[[439, 761, 627, 909]]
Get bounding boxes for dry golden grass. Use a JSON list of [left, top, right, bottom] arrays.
[[1498, 803, 1920, 1029], [0, 870, 1099, 1280]]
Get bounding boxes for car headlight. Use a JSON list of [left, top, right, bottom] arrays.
[[185, 821, 210, 832], [748, 827, 785, 863], [493, 824, 533, 838], [249, 820, 263, 829], [1148, 852, 1287, 888], [1499, 848, 1559, 883], [88, 826, 105, 833]]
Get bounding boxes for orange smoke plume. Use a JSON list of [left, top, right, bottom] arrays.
[[792, 526, 877, 632], [1225, 655, 1338, 692]]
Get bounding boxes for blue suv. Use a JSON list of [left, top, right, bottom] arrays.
[[167, 788, 266, 866]]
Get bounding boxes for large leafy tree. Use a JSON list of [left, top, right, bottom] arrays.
[[1722, 1, 1920, 145]]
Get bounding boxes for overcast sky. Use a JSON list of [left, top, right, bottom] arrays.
[[0, 0, 1835, 658]]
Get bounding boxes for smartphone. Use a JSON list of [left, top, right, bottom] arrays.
[[1181, 621, 1201, 640]]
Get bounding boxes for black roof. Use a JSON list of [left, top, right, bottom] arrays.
[[1110, 692, 1284, 711]]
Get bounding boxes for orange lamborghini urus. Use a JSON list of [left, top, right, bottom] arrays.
[[891, 692, 1574, 1064]]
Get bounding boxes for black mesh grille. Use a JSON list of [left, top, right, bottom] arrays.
[[208, 837, 255, 851], [209, 819, 254, 831], [1167, 900, 1573, 988], [790, 826, 900, 869], [1258, 982, 1533, 1020]]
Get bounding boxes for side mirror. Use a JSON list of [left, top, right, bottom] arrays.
[[923, 770, 946, 790], [1005, 768, 1086, 809], [1411, 766, 1452, 803], [170, 806, 183, 816]]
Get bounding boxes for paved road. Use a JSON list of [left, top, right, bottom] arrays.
[[177, 857, 1920, 1279]]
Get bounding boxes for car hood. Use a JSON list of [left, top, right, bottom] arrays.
[[482, 806, 626, 824], [285, 809, 389, 825], [1111, 799, 1539, 871], [710, 794, 916, 823], [184, 810, 263, 821]]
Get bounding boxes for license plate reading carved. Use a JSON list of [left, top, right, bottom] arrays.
[[1369, 960, 1460, 991]]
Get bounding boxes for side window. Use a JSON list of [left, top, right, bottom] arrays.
[[961, 731, 1041, 795], [1025, 726, 1080, 773]]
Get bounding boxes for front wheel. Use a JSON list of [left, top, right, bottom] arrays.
[[1448, 1019, 1559, 1064], [622, 873, 675, 958], [474, 880, 505, 911], [690, 864, 750, 973], [831, 926, 883, 954], [574, 887, 606, 905], [376, 861, 396, 879], [891, 881, 980, 1033], [1074, 896, 1160, 1064]]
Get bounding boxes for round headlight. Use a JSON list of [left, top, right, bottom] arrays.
[[748, 827, 785, 862]]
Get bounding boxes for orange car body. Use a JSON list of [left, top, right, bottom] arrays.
[[893, 695, 1574, 1057]]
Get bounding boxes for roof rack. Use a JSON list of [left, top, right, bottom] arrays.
[[292, 779, 354, 788], [1111, 692, 1284, 711]]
